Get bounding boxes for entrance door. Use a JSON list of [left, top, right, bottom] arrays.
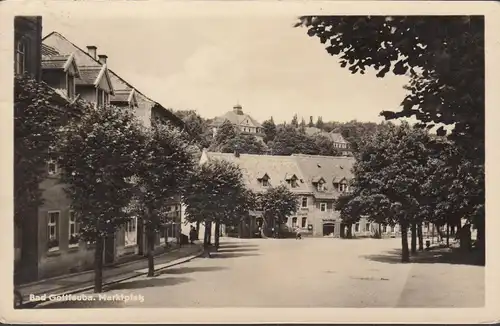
[[323, 223, 335, 237]]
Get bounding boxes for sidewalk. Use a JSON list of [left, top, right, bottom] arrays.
[[18, 243, 203, 306]]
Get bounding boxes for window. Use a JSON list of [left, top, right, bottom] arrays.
[[292, 217, 297, 227], [301, 217, 307, 228], [382, 224, 387, 233], [68, 211, 79, 248], [355, 223, 360, 232], [67, 74, 75, 99], [15, 37, 27, 75], [339, 183, 348, 192], [103, 91, 109, 105], [47, 211, 60, 251], [317, 182, 325, 192], [391, 225, 395, 233], [48, 160, 58, 175], [97, 89, 103, 107], [261, 177, 269, 187], [320, 203, 327, 212], [125, 216, 137, 247], [365, 223, 371, 232], [301, 197, 308, 208]]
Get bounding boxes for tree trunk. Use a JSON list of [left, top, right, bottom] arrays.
[[214, 221, 220, 249], [207, 221, 212, 245], [137, 217, 144, 256], [346, 223, 353, 239], [340, 223, 346, 238], [411, 222, 417, 255], [417, 222, 424, 251], [146, 229, 155, 277], [379, 224, 382, 238], [94, 237, 104, 293], [446, 224, 450, 247], [196, 221, 201, 240], [203, 220, 210, 248], [401, 222, 410, 263]]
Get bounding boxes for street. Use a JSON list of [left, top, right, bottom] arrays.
[[38, 237, 484, 308]]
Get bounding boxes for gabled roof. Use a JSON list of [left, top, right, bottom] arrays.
[[111, 89, 136, 104], [329, 132, 348, 144], [42, 31, 183, 127], [41, 52, 80, 77], [311, 176, 326, 183], [203, 152, 310, 194], [41, 43, 60, 56], [75, 65, 114, 94], [211, 111, 262, 128]]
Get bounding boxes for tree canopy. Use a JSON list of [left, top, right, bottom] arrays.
[[296, 16, 484, 160]]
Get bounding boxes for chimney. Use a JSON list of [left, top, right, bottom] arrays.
[[98, 54, 108, 65], [233, 103, 243, 115], [87, 46, 97, 60]]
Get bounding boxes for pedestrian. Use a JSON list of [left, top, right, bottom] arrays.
[[295, 227, 302, 240], [189, 226, 195, 244]]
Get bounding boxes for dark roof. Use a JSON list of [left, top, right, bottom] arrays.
[[41, 43, 60, 56], [41, 55, 71, 69], [75, 66, 101, 85]]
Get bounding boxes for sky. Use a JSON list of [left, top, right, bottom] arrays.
[[42, 14, 410, 125]]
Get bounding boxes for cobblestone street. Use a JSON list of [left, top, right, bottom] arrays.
[[38, 237, 484, 308]]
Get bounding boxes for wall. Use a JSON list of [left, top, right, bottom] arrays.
[[14, 16, 42, 81]]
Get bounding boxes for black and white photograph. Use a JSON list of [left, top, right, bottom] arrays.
[[2, 1, 499, 324]]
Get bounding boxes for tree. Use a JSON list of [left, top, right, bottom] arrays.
[[352, 122, 433, 262], [14, 74, 78, 281], [219, 133, 267, 155], [298, 16, 484, 254], [313, 134, 341, 156], [262, 117, 277, 144], [182, 159, 250, 251], [257, 185, 299, 238], [214, 120, 237, 146], [308, 116, 315, 127], [175, 110, 212, 148], [315, 116, 324, 129], [299, 118, 307, 133], [57, 101, 144, 292], [135, 122, 197, 277], [269, 125, 319, 156], [296, 16, 484, 156], [291, 114, 299, 128]]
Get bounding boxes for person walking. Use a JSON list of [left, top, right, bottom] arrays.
[[189, 226, 196, 245], [295, 227, 302, 240]]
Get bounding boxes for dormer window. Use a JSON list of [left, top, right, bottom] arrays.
[[258, 173, 270, 187], [339, 183, 348, 192], [312, 176, 326, 192], [317, 181, 325, 192], [286, 174, 299, 188]]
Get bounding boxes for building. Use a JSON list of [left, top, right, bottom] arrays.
[[210, 103, 264, 140], [303, 127, 352, 156], [196, 150, 401, 239], [15, 23, 186, 282]]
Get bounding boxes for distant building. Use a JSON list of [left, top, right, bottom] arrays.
[[194, 150, 398, 238], [210, 103, 264, 140], [303, 127, 351, 156]]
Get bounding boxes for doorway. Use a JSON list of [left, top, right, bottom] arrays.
[[323, 223, 335, 237]]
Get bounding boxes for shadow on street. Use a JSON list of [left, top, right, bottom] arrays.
[[106, 276, 193, 291], [217, 243, 259, 250], [216, 247, 259, 253], [158, 266, 228, 275], [363, 247, 485, 266], [212, 252, 260, 259]]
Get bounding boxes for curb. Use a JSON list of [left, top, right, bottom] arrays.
[[20, 248, 204, 309], [18, 243, 185, 290]]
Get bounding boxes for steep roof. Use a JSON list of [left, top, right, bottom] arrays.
[[329, 132, 348, 144], [42, 31, 185, 129], [292, 154, 355, 199], [211, 110, 262, 128], [203, 152, 311, 195]]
